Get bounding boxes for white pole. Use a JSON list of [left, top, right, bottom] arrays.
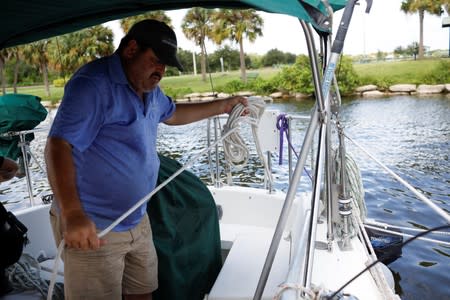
[[192, 51, 197, 75]]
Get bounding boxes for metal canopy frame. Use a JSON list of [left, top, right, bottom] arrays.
[[253, 1, 372, 298]]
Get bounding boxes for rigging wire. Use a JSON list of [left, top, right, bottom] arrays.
[[365, 220, 450, 237], [364, 224, 450, 247], [327, 224, 450, 300], [345, 133, 450, 224], [203, 44, 216, 97]]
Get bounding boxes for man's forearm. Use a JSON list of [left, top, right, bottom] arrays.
[[164, 96, 247, 126], [165, 101, 222, 125]]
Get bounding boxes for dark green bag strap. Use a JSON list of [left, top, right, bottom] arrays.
[[0, 202, 28, 236], [0, 202, 8, 220]]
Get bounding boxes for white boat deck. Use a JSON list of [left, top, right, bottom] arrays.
[[1, 185, 396, 300], [210, 224, 290, 300]]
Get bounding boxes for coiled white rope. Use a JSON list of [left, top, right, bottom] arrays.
[[47, 100, 266, 300], [333, 149, 367, 222], [221, 97, 273, 186]]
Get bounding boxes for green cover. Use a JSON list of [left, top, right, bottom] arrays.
[[1, 0, 347, 49], [147, 154, 222, 300], [0, 94, 48, 160]]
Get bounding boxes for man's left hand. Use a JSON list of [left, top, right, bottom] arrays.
[[222, 96, 248, 115]]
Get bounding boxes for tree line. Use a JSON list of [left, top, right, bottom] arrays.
[[0, 8, 271, 97], [1, 1, 449, 97]]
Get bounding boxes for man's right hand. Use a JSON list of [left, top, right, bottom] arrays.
[[61, 210, 106, 250], [0, 156, 18, 182]]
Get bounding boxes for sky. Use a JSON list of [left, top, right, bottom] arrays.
[[105, 0, 450, 56]]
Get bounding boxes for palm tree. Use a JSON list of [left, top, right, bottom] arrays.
[[182, 8, 214, 81], [401, 0, 445, 59], [120, 11, 172, 33], [212, 9, 263, 82], [22, 40, 51, 96], [0, 48, 8, 94], [49, 25, 114, 75]]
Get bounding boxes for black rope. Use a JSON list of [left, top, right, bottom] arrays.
[[327, 224, 450, 299]]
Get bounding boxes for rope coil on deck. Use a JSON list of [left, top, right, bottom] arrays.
[[6, 254, 64, 300]]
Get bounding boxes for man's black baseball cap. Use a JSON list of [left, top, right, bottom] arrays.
[[127, 19, 184, 71]]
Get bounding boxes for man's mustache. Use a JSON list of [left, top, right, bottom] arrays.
[[151, 72, 162, 80]]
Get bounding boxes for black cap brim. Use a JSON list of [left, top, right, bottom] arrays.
[[147, 44, 183, 72], [161, 53, 184, 72]]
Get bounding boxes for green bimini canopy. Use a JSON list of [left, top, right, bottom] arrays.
[[0, 0, 347, 49], [147, 154, 222, 300], [0, 94, 48, 160]]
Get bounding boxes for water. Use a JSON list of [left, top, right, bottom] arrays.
[[1, 95, 449, 299]]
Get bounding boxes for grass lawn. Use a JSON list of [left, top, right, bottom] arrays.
[[5, 67, 280, 103], [160, 67, 279, 93], [354, 58, 446, 85], [5, 85, 65, 103]]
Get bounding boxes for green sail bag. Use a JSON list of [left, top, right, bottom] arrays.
[[148, 154, 222, 300]]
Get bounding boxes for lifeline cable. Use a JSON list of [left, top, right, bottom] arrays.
[[364, 223, 450, 247], [345, 134, 450, 224], [47, 101, 265, 300], [326, 224, 450, 300]]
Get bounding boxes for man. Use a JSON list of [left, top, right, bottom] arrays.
[[45, 19, 246, 299]]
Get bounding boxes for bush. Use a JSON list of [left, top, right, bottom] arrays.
[[216, 80, 246, 94], [335, 56, 360, 94], [276, 55, 360, 95], [423, 59, 450, 84], [53, 77, 70, 87], [162, 86, 193, 100], [277, 55, 316, 94], [247, 77, 280, 95]]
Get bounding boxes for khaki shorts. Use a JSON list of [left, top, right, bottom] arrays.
[[50, 208, 158, 299]]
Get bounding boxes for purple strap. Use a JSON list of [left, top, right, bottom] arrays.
[[276, 114, 289, 165], [275, 114, 312, 181]]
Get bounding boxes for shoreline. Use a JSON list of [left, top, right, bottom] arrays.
[[39, 83, 450, 107], [172, 83, 450, 103]]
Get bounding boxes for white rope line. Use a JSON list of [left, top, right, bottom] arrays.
[[364, 224, 450, 246], [272, 283, 316, 300], [344, 134, 450, 224]]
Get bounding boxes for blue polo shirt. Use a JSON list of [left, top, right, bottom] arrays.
[[49, 53, 175, 231]]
